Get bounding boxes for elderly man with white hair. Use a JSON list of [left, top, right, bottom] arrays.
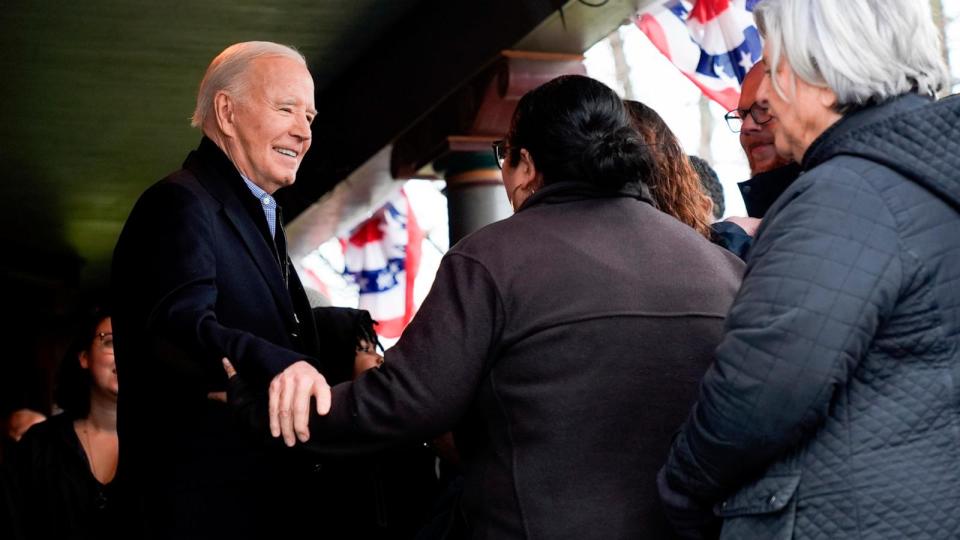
[[659, 1, 960, 538], [112, 42, 329, 539]]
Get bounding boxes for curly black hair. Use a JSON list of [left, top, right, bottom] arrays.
[[689, 155, 725, 220]]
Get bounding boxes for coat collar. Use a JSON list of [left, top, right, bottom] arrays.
[[737, 163, 801, 218], [800, 94, 932, 171], [182, 137, 295, 319], [517, 180, 655, 212], [798, 93, 960, 213]]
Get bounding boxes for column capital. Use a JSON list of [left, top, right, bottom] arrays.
[[434, 151, 502, 187]]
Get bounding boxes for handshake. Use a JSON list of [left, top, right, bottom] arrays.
[[219, 346, 383, 447]]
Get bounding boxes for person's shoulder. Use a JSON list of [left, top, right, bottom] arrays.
[[770, 158, 882, 215], [447, 214, 519, 259], [17, 414, 73, 450], [803, 152, 903, 190], [757, 157, 902, 255], [127, 166, 214, 221], [142, 166, 205, 200]]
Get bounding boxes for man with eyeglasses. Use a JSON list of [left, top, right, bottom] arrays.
[[712, 61, 801, 258], [728, 60, 801, 218]]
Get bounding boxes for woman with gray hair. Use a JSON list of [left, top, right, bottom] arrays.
[[659, 0, 960, 538]]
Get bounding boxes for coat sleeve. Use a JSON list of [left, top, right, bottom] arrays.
[[662, 163, 904, 504], [301, 251, 505, 452], [2, 439, 26, 540], [114, 181, 306, 381]]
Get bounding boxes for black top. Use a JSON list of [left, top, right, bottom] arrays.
[[736, 162, 801, 218], [10, 414, 116, 540]]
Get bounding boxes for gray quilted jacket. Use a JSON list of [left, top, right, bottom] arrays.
[[661, 93, 960, 539]]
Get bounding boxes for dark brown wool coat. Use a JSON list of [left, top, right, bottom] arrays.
[[299, 181, 743, 539]]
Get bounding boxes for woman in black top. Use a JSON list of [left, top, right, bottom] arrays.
[[12, 307, 118, 540]]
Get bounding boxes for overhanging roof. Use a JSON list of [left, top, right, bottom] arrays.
[[0, 0, 649, 319]]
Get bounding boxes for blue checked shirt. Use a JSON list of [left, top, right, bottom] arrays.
[[241, 176, 277, 239]]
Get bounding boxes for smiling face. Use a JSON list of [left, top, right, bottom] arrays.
[[220, 55, 316, 193], [739, 62, 790, 176], [79, 317, 118, 399]]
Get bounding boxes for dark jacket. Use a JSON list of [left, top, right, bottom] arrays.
[[711, 163, 802, 261], [289, 182, 743, 539], [111, 138, 322, 539], [709, 221, 752, 261], [661, 94, 960, 539], [6, 414, 116, 540], [308, 307, 440, 539], [737, 162, 801, 218]]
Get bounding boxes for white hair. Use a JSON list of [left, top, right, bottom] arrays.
[[190, 41, 307, 128], [755, 0, 949, 112]]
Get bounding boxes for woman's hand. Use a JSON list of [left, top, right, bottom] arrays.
[[220, 357, 268, 436], [207, 358, 240, 403], [222, 357, 238, 379]]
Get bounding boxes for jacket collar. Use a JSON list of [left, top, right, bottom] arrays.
[[799, 93, 960, 213], [801, 93, 932, 171], [517, 180, 655, 212], [737, 163, 801, 218]]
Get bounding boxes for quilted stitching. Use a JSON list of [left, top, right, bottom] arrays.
[[663, 96, 960, 539]]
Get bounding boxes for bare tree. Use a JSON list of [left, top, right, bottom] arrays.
[[931, 0, 948, 67], [609, 27, 636, 99], [698, 95, 715, 165]]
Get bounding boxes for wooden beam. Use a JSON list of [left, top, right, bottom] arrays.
[[277, 0, 574, 217]]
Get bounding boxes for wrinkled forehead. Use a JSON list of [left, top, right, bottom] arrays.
[[738, 61, 766, 108], [248, 56, 314, 96]]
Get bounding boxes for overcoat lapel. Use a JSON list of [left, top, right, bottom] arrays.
[[183, 139, 296, 324]]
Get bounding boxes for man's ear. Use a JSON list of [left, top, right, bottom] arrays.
[[214, 91, 237, 138], [78, 350, 90, 370]]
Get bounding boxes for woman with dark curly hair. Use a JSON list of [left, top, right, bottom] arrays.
[[11, 307, 118, 540], [229, 74, 743, 538], [624, 100, 714, 239]]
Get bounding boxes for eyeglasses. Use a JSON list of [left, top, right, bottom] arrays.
[[492, 139, 507, 169], [96, 332, 113, 350], [724, 102, 773, 132]]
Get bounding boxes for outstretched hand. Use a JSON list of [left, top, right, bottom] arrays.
[[220, 358, 331, 446], [268, 360, 331, 447]]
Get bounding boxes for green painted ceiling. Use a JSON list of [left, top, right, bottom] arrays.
[[0, 0, 424, 294], [0, 0, 643, 320]]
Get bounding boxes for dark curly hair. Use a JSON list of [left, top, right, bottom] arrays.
[[55, 307, 111, 419], [624, 100, 713, 239], [689, 155, 724, 220], [506, 75, 654, 191]]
